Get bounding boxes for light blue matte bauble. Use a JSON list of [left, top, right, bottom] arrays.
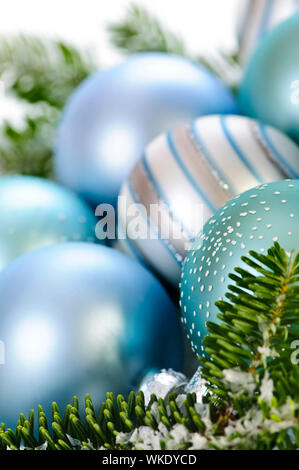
[[180, 180, 299, 355], [239, 13, 299, 142], [0, 175, 100, 270], [55, 53, 238, 207], [0, 243, 184, 429]]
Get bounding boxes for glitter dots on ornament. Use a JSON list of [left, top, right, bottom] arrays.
[[180, 180, 299, 354], [118, 114, 299, 286], [0, 175, 100, 270]]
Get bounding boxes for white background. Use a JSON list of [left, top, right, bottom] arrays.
[[0, 0, 241, 66]]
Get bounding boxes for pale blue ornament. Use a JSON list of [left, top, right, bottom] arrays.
[[0, 243, 183, 430], [239, 13, 299, 142], [180, 180, 299, 354], [0, 175, 100, 271], [55, 53, 238, 207], [237, 0, 299, 64]]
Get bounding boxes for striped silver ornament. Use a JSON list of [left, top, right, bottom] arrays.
[[117, 114, 299, 286]]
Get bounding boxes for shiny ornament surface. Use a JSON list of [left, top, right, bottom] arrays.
[[180, 180, 299, 354], [118, 114, 299, 286], [0, 243, 183, 429], [138, 369, 187, 404], [0, 175, 99, 271], [239, 13, 299, 142], [237, 0, 299, 64], [55, 53, 238, 207], [185, 367, 208, 402]]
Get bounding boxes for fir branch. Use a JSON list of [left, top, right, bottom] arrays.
[[0, 106, 58, 178], [201, 242, 299, 406], [0, 35, 95, 108]]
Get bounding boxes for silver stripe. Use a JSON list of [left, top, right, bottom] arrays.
[[250, 121, 290, 179]]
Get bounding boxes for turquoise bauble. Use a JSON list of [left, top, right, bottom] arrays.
[[239, 13, 299, 142], [55, 53, 238, 207], [0, 243, 183, 430], [180, 180, 299, 354], [0, 175, 99, 270]]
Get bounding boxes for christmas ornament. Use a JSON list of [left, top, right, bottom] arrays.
[[138, 369, 187, 404], [0, 175, 99, 270], [237, 0, 299, 64], [185, 367, 208, 402], [55, 53, 238, 207], [239, 13, 299, 142], [0, 243, 183, 429], [118, 114, 299, 286], [180, 179, 299, 354]]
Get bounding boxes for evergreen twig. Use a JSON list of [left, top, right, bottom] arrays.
[[0, 35, 95, 178]]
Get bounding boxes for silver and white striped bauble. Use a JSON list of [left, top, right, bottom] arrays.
[[237, 0, 299, 64], [117, 114, 299, 286]]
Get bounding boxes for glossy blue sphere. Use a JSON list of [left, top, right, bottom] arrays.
[[0, 243, 183, 429], [0, 175, 99, 271], [239, 13, 299, 142], [55, 53, 238, 207]]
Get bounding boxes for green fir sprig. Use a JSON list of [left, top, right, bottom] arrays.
[[1, 244, 299, 450]]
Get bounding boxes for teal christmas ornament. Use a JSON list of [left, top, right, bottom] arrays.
[[0, 243, 184, 430], [55, 53, 238, 207], [239, 13, 299, 142], [180, 180, 299, 354], [0, 175, 99, 271]]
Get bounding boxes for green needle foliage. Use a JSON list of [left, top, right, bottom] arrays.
[[0, 243, 298, 450], [0, 35, 95, 178]]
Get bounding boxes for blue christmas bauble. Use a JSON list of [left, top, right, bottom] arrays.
[[118, 114, 299, 286], [0, 243, 183, 429], [55, 53, 238, 207], [239, 13, 299, 142], [0, 175, 100, 271], [180, 180, 299, 355]]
